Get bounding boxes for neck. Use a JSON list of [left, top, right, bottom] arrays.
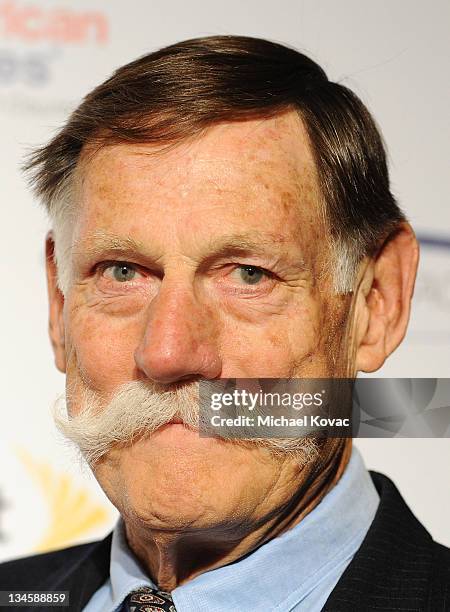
[[124, 437, 352, 591]]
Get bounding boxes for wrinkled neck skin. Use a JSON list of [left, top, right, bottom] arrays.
[[124, 437, 352, 591]]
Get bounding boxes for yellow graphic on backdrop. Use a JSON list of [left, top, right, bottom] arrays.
[[17, 449, 110, 553]]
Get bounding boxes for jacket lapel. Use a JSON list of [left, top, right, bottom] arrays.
[[51, 532, 112, 611], [323, 471, 435, 610]]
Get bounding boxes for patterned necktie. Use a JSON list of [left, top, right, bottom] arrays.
[[122, 586, 176, 612]]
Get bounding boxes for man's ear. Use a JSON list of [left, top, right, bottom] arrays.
[[45, 232, 66, 373], [354, 222, 419, 373]]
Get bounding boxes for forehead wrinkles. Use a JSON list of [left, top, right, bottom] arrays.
[[73, 113, 323, 247], [76, 110, 317, 184]]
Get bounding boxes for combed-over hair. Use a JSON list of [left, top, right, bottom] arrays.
[[24, 35, 405, 293]]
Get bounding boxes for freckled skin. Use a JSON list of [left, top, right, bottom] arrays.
[[56, 111, 355, 588]]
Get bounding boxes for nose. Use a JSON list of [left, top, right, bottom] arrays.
[[134, 279, 222, 384]]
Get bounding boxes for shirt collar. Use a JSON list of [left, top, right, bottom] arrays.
[[109, 520, 157, 606], [109, 445, 378, 611]]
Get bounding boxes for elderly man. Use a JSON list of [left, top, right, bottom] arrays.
[[0, 35, 448, 611]]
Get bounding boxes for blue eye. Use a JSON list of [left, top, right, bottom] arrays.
[[237, 266, 265, 285], [110, 264, 136, 282]]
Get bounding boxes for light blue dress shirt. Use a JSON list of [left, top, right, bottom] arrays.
[[84, 446, 378, 611]]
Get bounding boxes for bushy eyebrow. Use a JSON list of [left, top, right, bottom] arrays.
[[72, 228, 307, 270], [73, 229, 146, 260], [199, 232, 304, 265]]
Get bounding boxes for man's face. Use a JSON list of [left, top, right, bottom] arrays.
[[57, 111, 350, 531]]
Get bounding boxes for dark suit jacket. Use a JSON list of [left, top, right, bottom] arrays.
[[0, 472, 449, 611]]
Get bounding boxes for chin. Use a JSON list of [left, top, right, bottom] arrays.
[[94, 435, 239, 531]]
